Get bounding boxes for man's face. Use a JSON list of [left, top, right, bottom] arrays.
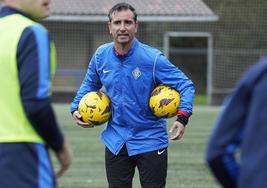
[[18, 0, 51, 21], [108, 9, 138, 46]]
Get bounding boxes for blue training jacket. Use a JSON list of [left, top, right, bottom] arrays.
[[70, 38, 195, 156]]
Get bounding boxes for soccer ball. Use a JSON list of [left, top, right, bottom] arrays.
[[78, 91, 111, 125], [149, 85, 180, 118]]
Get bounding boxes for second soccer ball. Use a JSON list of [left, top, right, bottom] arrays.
[[149, 85, 180, 118]]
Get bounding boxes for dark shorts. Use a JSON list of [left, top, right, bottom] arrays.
[[0, 143, 56, 188], [105, 145, 167, 188]]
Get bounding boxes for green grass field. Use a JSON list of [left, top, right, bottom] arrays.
[[52, 104, 222, 188]]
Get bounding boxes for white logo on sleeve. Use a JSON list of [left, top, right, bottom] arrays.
[[103, 69, 112, 73], [157, 149, 166, 155]]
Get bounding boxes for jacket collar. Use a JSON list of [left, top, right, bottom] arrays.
[[113, 38, 138, 58]]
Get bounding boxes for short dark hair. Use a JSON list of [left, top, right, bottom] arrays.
[[108, 2, 137, 22]]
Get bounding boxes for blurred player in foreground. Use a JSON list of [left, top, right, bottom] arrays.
[[70, 2, 195, 188], [206, 57, 267, 188], [0, 0, 73, 187]]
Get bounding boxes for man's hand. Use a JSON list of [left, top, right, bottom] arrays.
[[55, 142, 73, 178], [169, 121, 186, 140], [72, 110, 94, 128]]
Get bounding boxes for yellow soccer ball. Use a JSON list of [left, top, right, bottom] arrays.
[[78, 91, 111, 125], [149, 85, 180, 118]]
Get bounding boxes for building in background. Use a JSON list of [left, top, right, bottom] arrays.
[[3, 0, 267, 105], [42, 0, 218, 103], [11, 0, 265, 105]]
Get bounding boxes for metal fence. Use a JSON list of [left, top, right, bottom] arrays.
[[43, 0, 267, 105]]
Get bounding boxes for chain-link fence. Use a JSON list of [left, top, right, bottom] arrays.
[[27, 1, 267, 104]]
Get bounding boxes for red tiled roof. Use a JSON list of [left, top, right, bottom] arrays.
[[0, 0, 218, 22], [49, 0, 218, 22]]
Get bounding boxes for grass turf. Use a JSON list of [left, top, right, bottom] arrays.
[[52, 104, 221, 188]]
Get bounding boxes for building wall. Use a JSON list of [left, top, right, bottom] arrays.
[[45, 0, 267, 105], [44, 21, 210, 103]]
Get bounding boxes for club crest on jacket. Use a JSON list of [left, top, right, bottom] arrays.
[[132, 67, 141, 80]]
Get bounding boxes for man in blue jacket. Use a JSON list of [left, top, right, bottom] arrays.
[[70, 2, 195, 188], [206, 57, 267, 188], [0, 0, 73, 187]]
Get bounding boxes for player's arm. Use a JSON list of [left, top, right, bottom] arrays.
[[154, 54, 195, 118], [18, 26, 64, 151], [206, 99, 243, 187], [154, 54, 195, 139], [205, 75, 251, 186], [18, 25, 73, 176]]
